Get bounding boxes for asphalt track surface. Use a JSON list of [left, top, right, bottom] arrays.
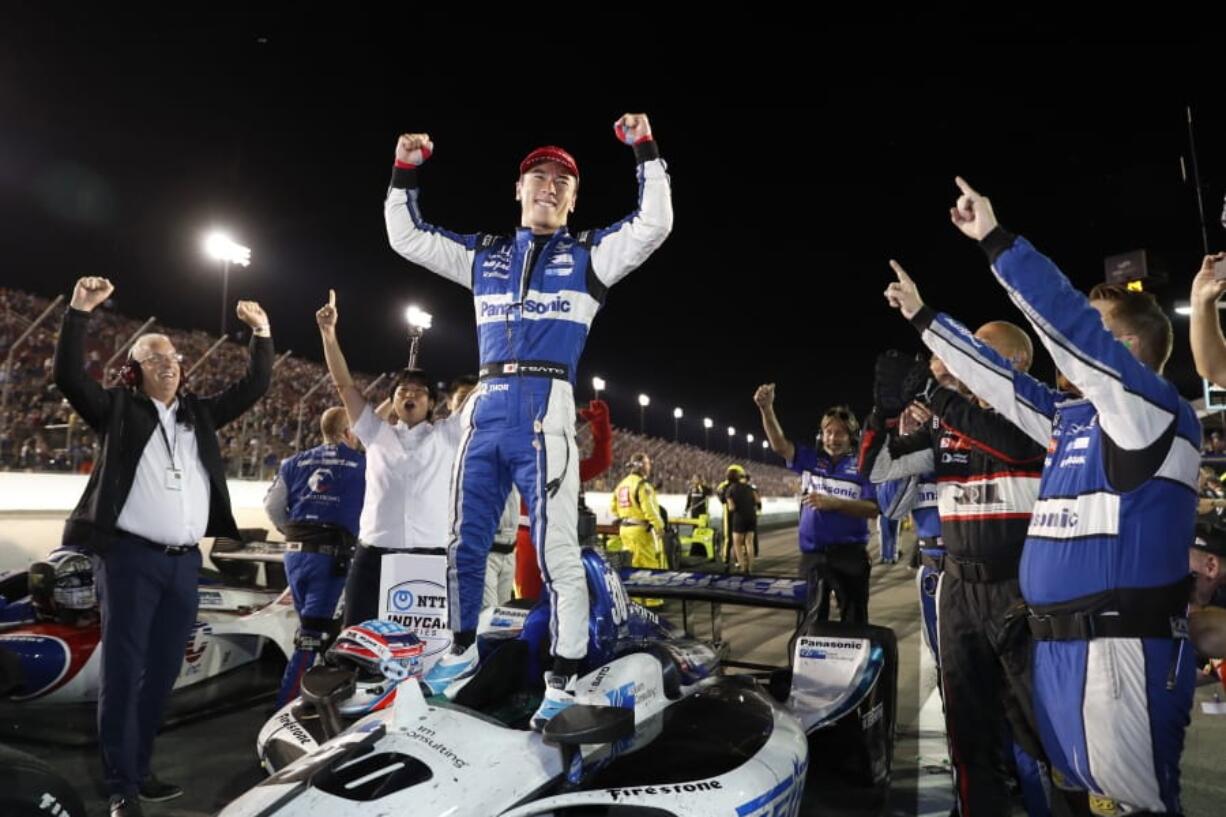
[[11, 525, 1226, 816]]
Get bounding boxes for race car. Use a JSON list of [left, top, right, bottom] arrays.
[[254, 546, 714, 771], [0, 650, 89, 817], [224, 547, 897, 817], [673, 512, 721, 562], [0, 547, 297, 745]]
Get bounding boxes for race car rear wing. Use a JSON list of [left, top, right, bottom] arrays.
[[618, 567, 808, 672], [208, 544, 286, 563], [618, 568, 806, 610]]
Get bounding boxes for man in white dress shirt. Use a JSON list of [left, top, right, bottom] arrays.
[[54, 277, 272, 817], [314, 290, 466, 627]]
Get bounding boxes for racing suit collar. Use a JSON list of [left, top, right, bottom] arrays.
[[515, 226, 569, 245]]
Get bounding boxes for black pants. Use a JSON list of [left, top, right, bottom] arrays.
[[800, 543, 870, 624], [93, 535, 201, 796], [341, 544, 392, 627], [938, 573, 1048, 817]]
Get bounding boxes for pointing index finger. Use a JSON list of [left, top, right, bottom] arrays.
[[889, 259, 913, 283]]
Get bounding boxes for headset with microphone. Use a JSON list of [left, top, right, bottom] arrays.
[[116, 351, 143, 389], [115, 343, 193, 426]]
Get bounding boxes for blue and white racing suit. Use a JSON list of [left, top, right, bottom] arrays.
[[265, 442, 366, 705], [915, 230, 1200, 814], [384, 143, 672, 661]]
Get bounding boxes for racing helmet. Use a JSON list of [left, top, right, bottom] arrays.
[[29, 549, 96, 616], [324, 620, 424, 716]]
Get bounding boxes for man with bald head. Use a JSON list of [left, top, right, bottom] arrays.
[[55, 276, 272, 817], [883, 180, 1202, 816], [867, 300, 1052, 816], [976, 320, 1033, 373], [265, 406, 366, 706]]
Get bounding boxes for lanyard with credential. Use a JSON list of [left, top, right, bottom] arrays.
[[156, 414, 178, 468], [157, 412, 184, 491]]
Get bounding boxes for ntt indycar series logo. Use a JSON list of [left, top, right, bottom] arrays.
[[385, 578, 450, 657], [479, 297, 573, 318]]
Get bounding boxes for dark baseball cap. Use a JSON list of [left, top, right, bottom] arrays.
[[1194, 514, 1226, 558]]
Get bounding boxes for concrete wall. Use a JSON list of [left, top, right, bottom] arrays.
[[0, 472, 799, 573]]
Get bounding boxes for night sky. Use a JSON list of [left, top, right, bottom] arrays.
[[3, 10, 1225, 461]]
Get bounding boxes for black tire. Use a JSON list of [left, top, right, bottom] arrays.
[[0, 743, 87, 817], [664, 529, 682, 572]]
